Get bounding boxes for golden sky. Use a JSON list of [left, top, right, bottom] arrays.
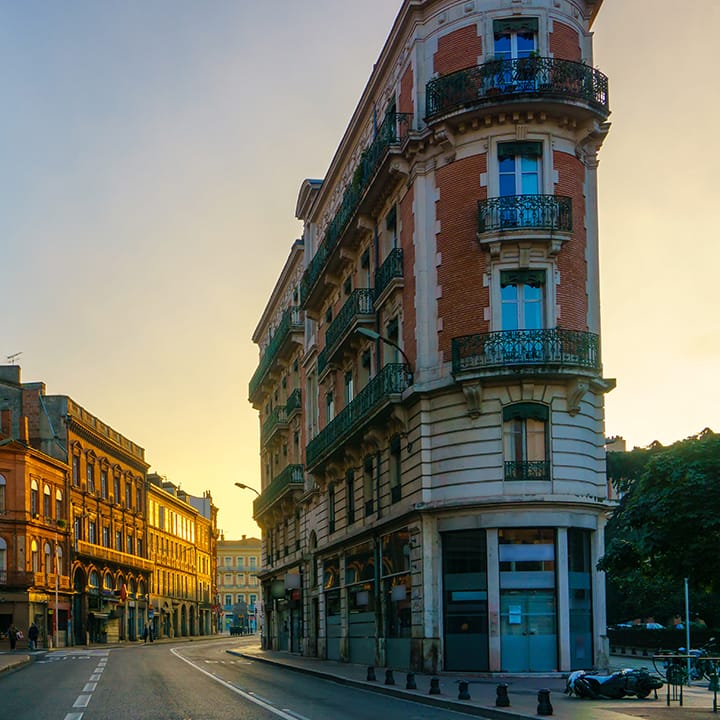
[[2, 1, 718, 539]]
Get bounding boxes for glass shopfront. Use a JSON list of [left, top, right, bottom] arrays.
[[382, 529, 411, 669]]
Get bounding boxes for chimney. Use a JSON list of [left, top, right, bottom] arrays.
[[19, 415, 29, 444], [0, 409, 11, 437]]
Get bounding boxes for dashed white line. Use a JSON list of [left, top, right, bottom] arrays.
[[89, 674, 102, 681], [73, 695, 91, 708], [170, 647, 300, 720], [83, 682, 97, 692], [64, 714, 83, 720]]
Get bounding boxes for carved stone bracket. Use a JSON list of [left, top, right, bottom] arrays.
[[461, 382, 483, 418], [566, 375, 616, 415]]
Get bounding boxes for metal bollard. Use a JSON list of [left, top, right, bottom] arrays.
[[496, 682, 510, 707], [429, 677, 441, 695], [366, 666, 376, 682], [406, 672, 417, 690], [537, 688, 553, 716], [458, 680, 471, 700], [385, 668, 395, 685]]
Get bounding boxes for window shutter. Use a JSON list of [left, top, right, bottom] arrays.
[[503, 403, 549, 422], [498, 141, 542, 160], [500, 269, 546, 287], [493, 17, 539, 34]]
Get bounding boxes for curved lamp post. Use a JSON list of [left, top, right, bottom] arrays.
[[234, 482, 260, 496], [355, 326, 414, 384]]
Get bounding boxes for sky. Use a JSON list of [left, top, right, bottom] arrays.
[[2, 1, 718, 540]]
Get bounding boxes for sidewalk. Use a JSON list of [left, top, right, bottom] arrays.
[[0, 653, 31, 675], [229, 641, 720, 720]]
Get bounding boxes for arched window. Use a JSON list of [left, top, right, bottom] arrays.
[[44, 542, 52, 574], [0, 537, 7, 577], [43, 484, 51, 517], [502, 402, 550, 481], [31, 539, 39, 572], [55, 489, 63, 520], [89, 570, 100, 593], [0, 473, 6, 514], [31, 479, 39, 516], [103, 573, 113, 592], [56, 545, 63, 575]]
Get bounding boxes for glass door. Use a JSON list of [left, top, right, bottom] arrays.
[[500, 590, 557, 672]]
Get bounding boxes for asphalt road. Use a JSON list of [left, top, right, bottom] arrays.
[[0, 638, 482, 720]]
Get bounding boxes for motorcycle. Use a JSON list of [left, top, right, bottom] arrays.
[[565, 667, 664, 699]]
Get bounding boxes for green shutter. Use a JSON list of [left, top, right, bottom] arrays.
[[493, 17, 539, 35], [503, 403, 549, 422], [500, 269, 546, 288], [498, 141, 543, 160]]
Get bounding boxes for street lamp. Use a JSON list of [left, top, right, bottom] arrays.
[[234, 482, 260, 496], [355, 326, 414, 385]]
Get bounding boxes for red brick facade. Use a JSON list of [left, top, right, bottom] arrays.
[[554, 149, 588, 330], [549, 21, 582, 62], [435, 154, 488, 356], [433, 25, 482, 75]]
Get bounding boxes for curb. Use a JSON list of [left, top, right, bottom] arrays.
[[228, 650, 539, 720]]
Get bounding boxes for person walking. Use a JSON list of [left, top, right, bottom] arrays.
[[28, 622, 39, 650], [7, 624, 19, 651], [142, 623, 149, 643]]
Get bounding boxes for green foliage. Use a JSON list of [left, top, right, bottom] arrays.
[[600, 429, 720, 626]]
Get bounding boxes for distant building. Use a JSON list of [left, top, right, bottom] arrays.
[[249, 0, 614, 673], [216, 535, 262, 633], [146, 473, 219, 638]]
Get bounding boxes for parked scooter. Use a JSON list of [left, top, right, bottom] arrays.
[[565, 667, 664, 699]]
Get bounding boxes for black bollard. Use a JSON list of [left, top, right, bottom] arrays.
[[385, 668, 395, 686], [429, 677, 441, 695], [458, 680, 471, 700], [537, 688, 553, 716], [496, 682, 510, 707], [367, 666, 376, 682], [406, 672, 417, 690]]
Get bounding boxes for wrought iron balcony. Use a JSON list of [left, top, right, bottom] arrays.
[[286, 388, 302, 416], [306, 363, 411, 470], [317, 347, 329, 377], [249, 307, 303, 402], [478, 195, 572, 235], [253, 464, 304, 518], [426, 56, 609, 121], [324, 288, 374, 359], [505, 460, 550, 481], [452, 329, 600, 375], [374, 247, 404, 302], [300, 112, 412, 308], [261, 405, 289, 446]]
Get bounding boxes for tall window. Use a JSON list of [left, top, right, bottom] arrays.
[[493, 18, 537, 60], [363, 456, 374, 517], [346, 469, 355, 524], [328, 484, 336, 534], [503, 403, 549, 481], [55, 489, 63, 520], [344, 371, 354, 404], [326, 391, 335, 423], [30, 479, 39, 516], [72, 455, 80, 486], [102, 526, 110, 547], [43, 484, 51, 517], [44, 542, 52, 574], [88, 520, 97, 545], [497, 142, 542, 229], [86, 459, 95, 494], [125, 482, 133, 508], [101, 469, 108, 499], [31, 540, 38, 572], [500, 269, 545, 331], [113, 475, 121, 504], [389, 435, 402, 503], [115, 530, 122, 551], [0, 474, 5, 514]]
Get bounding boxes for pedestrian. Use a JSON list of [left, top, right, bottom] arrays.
[[28, 622, 39, 650], [142, 623, 149, 643], [149, 623, 154, 643], [7, 624, 19, 651]]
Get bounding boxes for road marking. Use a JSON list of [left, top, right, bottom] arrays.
[[170, 647, 303, 720], [64, 714, 83, 720], [73, 695, 91, 708], [89, 674, 102, 681], [283, 710, 314, 720], [83, 683, 97, 692]]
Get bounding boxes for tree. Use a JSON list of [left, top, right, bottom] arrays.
[[600, 429, 720, 626]]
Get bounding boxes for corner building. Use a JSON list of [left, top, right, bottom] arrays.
[[250, 0, 613, 674]]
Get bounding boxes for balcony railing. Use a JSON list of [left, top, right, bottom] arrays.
[[300, 112, 412, 307], [249, 307, 303, 401], [452, 329, 600, 374], [478, 195, 572, 234], [374, 248, 404, 301], [426, 56, 609, 120], [325, 288, 374, 355], [253, 464, 304, 517], [0, 570, 35, 587], [261, 405, 289, 445], [505, 460, 550, 481], [76, 540, 154, 571], [286, 388, 302, 415], [306, 363, 411, 469]]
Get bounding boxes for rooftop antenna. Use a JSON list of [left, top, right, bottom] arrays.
[[6, 352, 22, 365]]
